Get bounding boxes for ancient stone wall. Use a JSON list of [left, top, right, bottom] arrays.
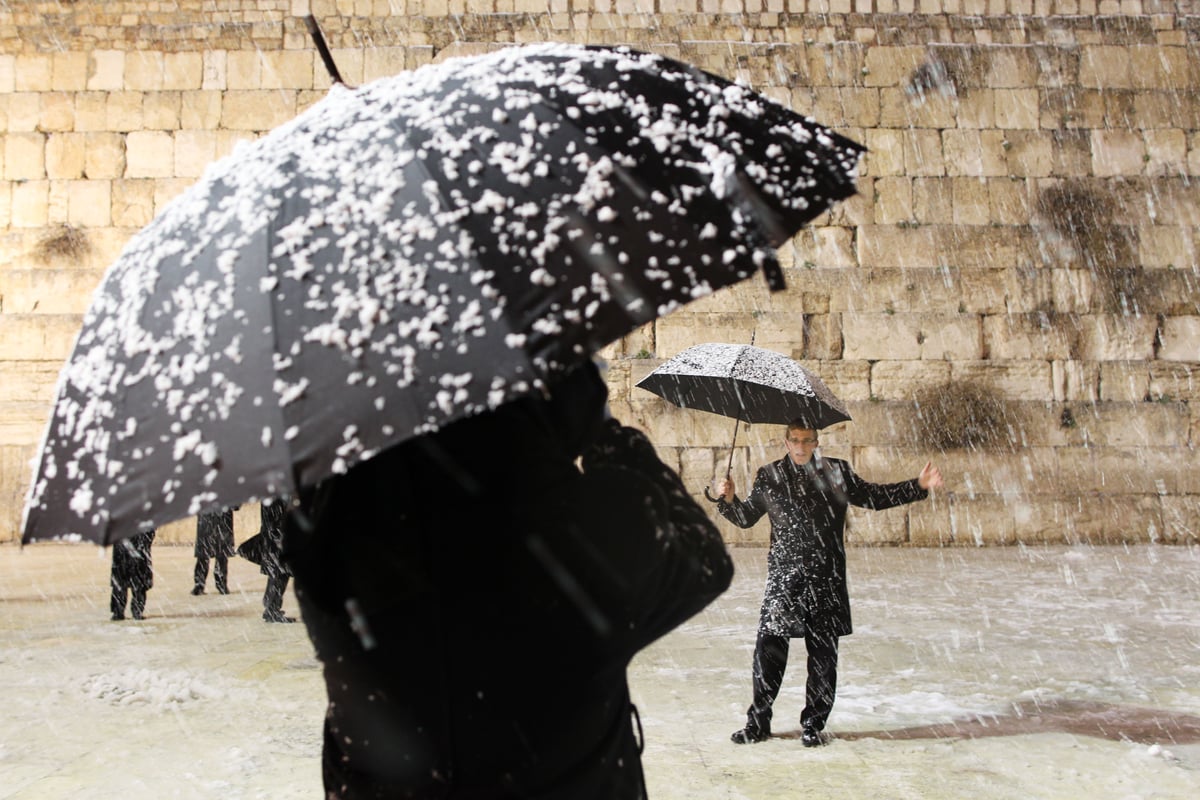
[[1, 0, 1197, 545]]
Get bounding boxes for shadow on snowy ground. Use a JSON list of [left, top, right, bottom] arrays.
[[800, 699, 1200, 745]]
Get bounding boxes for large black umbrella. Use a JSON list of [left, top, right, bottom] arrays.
[[22, 43, 864, 545], [636, 342, 850, 499]]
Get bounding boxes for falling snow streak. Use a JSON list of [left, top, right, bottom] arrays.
[[23, 44, 864, 546]]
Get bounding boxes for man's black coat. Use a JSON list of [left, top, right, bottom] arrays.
[[719, 454, 925, 638], [285, 375, 732, 800]]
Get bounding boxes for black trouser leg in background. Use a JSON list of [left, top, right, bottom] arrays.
[[800, 630, 839, 732], [746, 631, 789, 734], [263, 573, 290, 619], [131, 589, 147, 620], [194, 558, 209, 590], [110, 584, 128, 619], [214, 555, 229, 593]]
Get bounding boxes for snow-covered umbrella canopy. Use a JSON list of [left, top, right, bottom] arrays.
[[636, 342, 851, 428], [22, 43, 865, 546]]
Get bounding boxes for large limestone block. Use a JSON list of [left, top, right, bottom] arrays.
[[1146, 362, 1200, 403], [1056, 444, 1178, 494], [879, 87, 956, 129], [124, 131, 175, 178], [0, 314, 82, 361], [843, 312, 979, 361], [45, 133, 86, 180], [1079, 46, 1133, 90], [842, 312, 922, 359], [87, 51, 125, 92], [942, 130, 985, 177], [39, 92, 75, 133], [0, 401, 50, 446], [112, 179, 156, 228], [1137, 224, 1195, 269], [1004, 130, 1054, 177], [10, 181, 49, 227], [869, 360, 953, 400], [862, 45, 926, 88], [954, 89, 997, 130], [143, 92, 181, 131], [873, 176, 912, 224], [1157, 316, 1200, 362], [902, 128, 945, 177], [4, 132, 45, 180], [14, 54, 51, 92], [838, 402, 924, 446], [1063, 400, 1190, 448], [220, 91, 299, 132], [927, 494, 1018, 545], [993, 88, 1039, 130], [1129, 45, 1192, 92], [0, 269, 103, 315], [174, 130, 219, 178], [1051, 358, 1101, 402], [1097, 361, 1152, 402], [1073, 314, 1158, 361], [0, 360, 62, 404], [984, 45, 1040, 89], [846, 504, 911, 545], [804, 359, 871, 403], [950, 177, 990, 225], [862, 128, 906, 176], [950, 360, 1053, 401], [653, 312, 758, 358], [72, 92, 107, 132], [5, 92, 40, 133], [0, 443, 37, 541], [1058, 493, 1164, 544], [67, 180, 112, 228], [792, 225, 858, 269], [258, 50, 316, 90], [1160, 494, 1200, 544], [180, 91, 223, 130], [363, 48, 409, 82], [799, 312, 842, 359], [1091, 130, 1147, 177], [982, 313, 1073, 360], [1143, 129, 1188, 176]]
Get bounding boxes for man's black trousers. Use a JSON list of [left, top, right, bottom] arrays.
[[745, 629, 839, 734]]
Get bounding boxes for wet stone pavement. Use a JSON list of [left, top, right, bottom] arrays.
[[1, 543, 1198, 799]]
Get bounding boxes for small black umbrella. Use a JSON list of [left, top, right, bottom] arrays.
[[636, 342, 850, 499], [22, 43, 864, 546]]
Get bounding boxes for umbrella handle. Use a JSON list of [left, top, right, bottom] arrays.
[[703, 413, 742, 503], [306, 15, 346, 86]]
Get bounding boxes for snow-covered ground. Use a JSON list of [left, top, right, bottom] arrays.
[[1, 543, 1197, 799]]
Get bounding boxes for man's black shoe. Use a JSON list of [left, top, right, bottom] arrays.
[[730, 727, 769, 745], [801, 726, 824, 747]]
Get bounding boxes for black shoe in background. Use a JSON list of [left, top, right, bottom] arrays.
[[801, 726, 824, 747], [730, 727, 770, 745]]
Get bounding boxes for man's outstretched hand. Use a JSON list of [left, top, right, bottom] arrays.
[[918, 461, 944, 491]]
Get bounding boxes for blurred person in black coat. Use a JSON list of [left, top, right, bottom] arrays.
[[717, 421, 943, 747], [192, 507, 235, 595], [235, 498, 296, 623], [111, 526, 155, 621], [284, 360, 733, 800], [259, 498, 294, 623]]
